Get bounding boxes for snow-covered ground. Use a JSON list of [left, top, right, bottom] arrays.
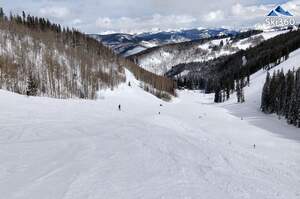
[[137, 29, 289, 76], [0, 68, 299, 199], [123, 46, 147, 57], [222, 48, 300, 142], [232, 30, 288, 50]]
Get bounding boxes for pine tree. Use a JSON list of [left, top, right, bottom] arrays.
[[269, 71, 278, 113], [288, 86, 298, 125], [22, 11, 26, 22], [236, 79, 245, 103], [285, 70, 295, 118], [295, 69, 300, 127], [214, 85, 222, 103], [261, 72, 271, 112], [219, 40, 224, 47], [262, 68, 300, 128], [226, 85, 230, 100], [0, 8, 4, 19], [246, 74, 250, 86], [277, 69, 286, 115], [236, 80, 241, 103], [26, 75, 38, 96], [240, 85, 245, 103]]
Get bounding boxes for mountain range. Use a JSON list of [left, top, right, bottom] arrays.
[[90, 28, 239, 56]]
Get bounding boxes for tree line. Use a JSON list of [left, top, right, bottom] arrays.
[[169, 27, 300, 103], [122, 58, 177, 99], [261, 68, 300, 127]]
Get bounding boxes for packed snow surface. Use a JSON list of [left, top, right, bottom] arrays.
[[0, 69, 299, 199]]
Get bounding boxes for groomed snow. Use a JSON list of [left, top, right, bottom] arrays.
[[0, 69, 299, 199]]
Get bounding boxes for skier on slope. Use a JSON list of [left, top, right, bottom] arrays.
[[118, 104, 121, 111]]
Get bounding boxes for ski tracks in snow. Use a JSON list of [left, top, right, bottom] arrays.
[[0, 84, 299, 199]]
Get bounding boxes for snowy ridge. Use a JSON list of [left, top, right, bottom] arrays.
[[135, 30, 288, 76], [0, 68, 299, 198], [91, 28, 238, 56], [232, 30, 289, 50]]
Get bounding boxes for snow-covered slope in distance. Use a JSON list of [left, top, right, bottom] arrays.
[[135, 29, 288, 76], [232, 30, 289, 50], [222, 48, 300, 141], [0, 69, 299, 199], [90, 28, 238, 56]]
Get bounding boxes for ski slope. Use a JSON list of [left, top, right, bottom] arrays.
[[0, 70, 299, 199], [222, 48, 300, 141]]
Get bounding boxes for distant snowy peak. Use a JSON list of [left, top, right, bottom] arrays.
[[90, 28, 239, 56]]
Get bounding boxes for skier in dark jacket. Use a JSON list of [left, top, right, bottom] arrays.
[[118, 104, 121, 111]]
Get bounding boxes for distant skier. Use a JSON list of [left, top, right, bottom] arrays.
[[118, 104, 121, 111], [128, 81, 131, 87], [253, 144, 256, 149]]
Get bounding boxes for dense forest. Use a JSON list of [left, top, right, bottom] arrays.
[[261, 69, 300, 127], [0, 8, 176, 99], [169, 27, 300, 103]]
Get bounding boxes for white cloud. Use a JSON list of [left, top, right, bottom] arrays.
[[231, 4, 243, 16], [227, 1, 300, 28], [39, 7, 70, 19], [282, 0, 300, 16], [72, 19, 82, 25], [96, 17, 112, 29], [5, 0, 300, 33], [204, 10, 224, 22], [96, 14, 196, 34], [231, 3, 270, 19]]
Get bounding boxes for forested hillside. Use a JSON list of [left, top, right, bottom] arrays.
[[0, 9, 125, 99], [0, 8, 176, 99], [91, 28, 239, 56], [168, 27, 300, 102], [129, 30, 263, 75]]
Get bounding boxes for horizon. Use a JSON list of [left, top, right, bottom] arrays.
[[1, 0, 299, 34]]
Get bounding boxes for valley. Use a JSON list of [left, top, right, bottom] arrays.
[[0, 3, 299, 199]]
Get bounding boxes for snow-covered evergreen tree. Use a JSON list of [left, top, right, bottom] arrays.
[[261, 68, 300, 128], [261, 72, 271, 112]]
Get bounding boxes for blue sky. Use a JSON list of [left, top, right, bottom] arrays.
[[1, 0, 299, 34]]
